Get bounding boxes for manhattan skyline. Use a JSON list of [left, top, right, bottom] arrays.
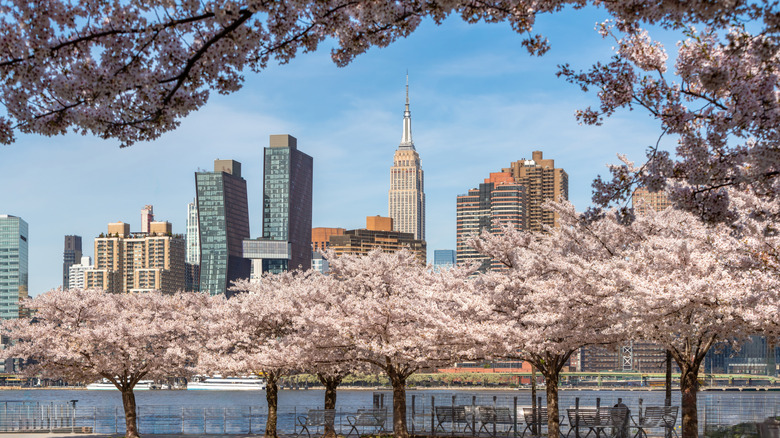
[[0, 7, 671, 295]]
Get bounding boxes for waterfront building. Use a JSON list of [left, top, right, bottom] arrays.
[[433, 250, 456, 272], [0, 215, 28, 319], [388, 76, 425, 241], [62, 235, 82, 289], [185, 200, 200, 292], [67, 256, 93, 290], [85, 221, 185, 294], [502, 151, 568, 231], [141, 205, 154, 234], [456, 172, 526, 270], [253, 134, 313, 274], [196, 159, 250, 296], [328, 216, 426, 263], [705, 336, 779, 376]]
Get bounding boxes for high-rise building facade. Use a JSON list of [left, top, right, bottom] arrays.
[[389, 77, 425, 241], [329, 216, 426, 263], [186, 200, 200, 265], [85, 221, 185, 294], [456, 172, 526, 270], [0, 215, 28, 319], [257, 134, 313, 273], [62, 235, 82, 289], [502, 151, 568, 231], [68, 256, 93, 289], [185, 200, 200, 292], [196, 159, 251, 296]]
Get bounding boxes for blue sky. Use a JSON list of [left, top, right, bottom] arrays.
[[1, 6, 676, 295]]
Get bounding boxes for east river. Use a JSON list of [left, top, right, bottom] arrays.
[[0, 388, 777, 434]]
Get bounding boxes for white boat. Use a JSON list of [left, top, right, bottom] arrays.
[[86, 379, 155, 390], [187, 376, 267, 391]]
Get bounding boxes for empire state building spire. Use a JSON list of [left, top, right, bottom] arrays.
[[389, 74, 425, 242], [399, 73, 414, 150]]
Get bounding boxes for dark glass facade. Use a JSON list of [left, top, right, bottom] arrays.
[[196, 161, 250, 296], [62, 235, 82, 289], [262, 135, 312, 272]]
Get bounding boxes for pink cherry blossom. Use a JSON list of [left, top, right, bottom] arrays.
[[0, 288, 208, 438]]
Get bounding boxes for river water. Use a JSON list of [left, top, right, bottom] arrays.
[[0, 388, 777, 434]]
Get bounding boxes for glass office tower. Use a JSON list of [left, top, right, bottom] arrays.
[[196, 160, 250, 296], [261, 135, 313, 273], [0, 215, 28, 319]]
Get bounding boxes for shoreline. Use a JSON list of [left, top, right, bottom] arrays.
[[2, 385, 777, 392]]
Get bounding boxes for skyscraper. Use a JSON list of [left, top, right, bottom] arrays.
[[185, 200, 200, 292], [84, 221, 185, 294], [252, 134, 312, 273], [456, 172, 526, 270], [389, 76, 425, 241], [0, 215, 28, 319], [502, 151, 568, 231], [62, 235, 82, 289], [186, 200, 200, 265], [196, 159, 250, 296]]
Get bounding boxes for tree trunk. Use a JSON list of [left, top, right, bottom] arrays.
[[531, 366, 538, 435], [387, 366, 409, 438], [265, 373, 280, 438], [317, 373, 343, 438], [121, 388, 140, 438], [542, 368, 561, 438], [665, 350, 672, 407], [679, 365, 699, 438], [665, 351, 673, 438]]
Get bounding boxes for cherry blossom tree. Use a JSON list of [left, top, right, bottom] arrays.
[[0, 288, 208, 438], [614, 203, 780, 438], [471, 200, 780, 438], [321, 249, 479, 438], [559, 16, 780, 220], [0, 0, 771, 149], [200, 274, 309, 438], [293, 272, 363, 438], [468, 203, 632, 438]]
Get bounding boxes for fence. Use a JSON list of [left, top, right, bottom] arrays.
[[0, 400, 80, 433], [0, 392, 777, 436]]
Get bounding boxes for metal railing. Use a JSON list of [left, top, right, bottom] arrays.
[[0, 392, 776, 436]]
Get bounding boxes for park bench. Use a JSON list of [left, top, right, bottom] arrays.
[[566, 406, 629, 438], [297, 409, 337, 438], [346, 408, 387, 437], [435, 405, 475, 434], [632, 406, 678, 438], [476, 406, 515, 437], [521, 407, 553, 438]]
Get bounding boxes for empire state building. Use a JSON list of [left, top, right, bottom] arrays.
[[389, 76, 425, 241]]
